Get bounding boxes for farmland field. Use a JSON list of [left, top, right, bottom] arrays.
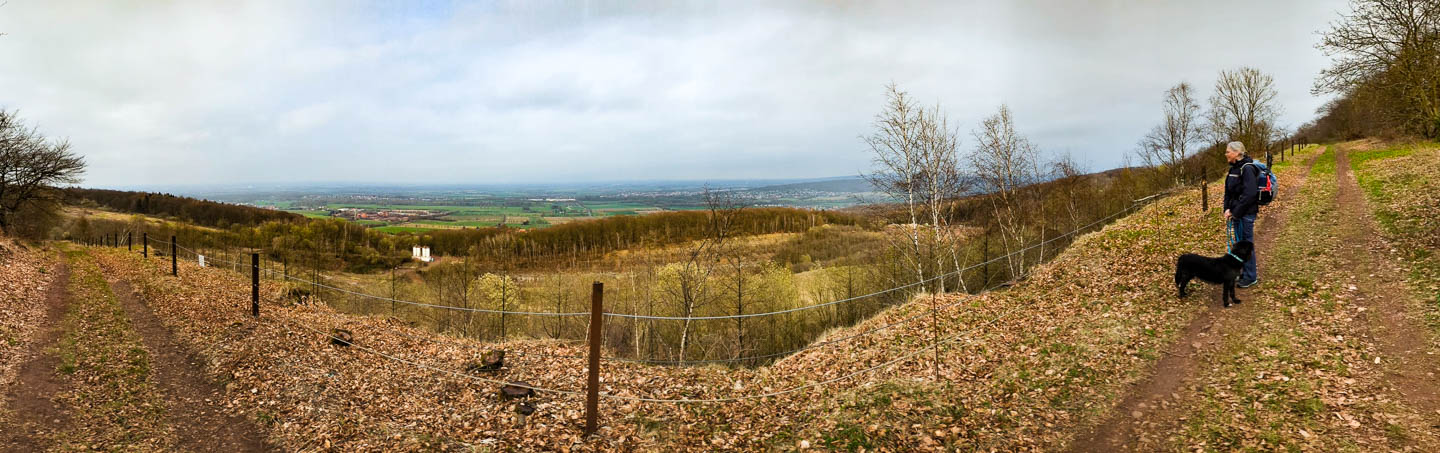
[[256, 198, 663, 233], [212, 178, 879, 234]]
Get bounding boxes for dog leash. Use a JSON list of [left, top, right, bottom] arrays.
[[1225, 218, 1245, 263], [1226, 218, 1237, 249]]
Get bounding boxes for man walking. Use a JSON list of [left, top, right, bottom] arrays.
[[1223, 141, 1260, 288]]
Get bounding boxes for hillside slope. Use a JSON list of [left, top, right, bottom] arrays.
[[16, 144, 1428, 451], [65, 157, 1284, 451]]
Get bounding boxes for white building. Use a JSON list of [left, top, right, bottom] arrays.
[[412, 246, 433, 263]]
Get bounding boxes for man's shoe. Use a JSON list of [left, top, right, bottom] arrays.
[[1237, 278, 1259, 288]]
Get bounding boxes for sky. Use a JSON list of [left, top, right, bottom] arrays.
[[0, 0, 1350, 189]]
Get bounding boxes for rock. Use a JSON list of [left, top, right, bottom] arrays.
[[464, 350, 505, 373], [330, 328, 353, 347], [500, 382, 534, 399]]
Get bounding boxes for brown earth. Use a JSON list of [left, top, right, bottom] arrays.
[[0, 256, 72, 452]]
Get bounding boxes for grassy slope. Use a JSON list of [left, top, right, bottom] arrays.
[[1152, 144, 1440, 451], [1348, 141, 1440, 335], [77, 146, 1326, 451]]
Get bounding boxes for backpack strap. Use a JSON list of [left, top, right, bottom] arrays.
[[1242, 162, 1270, 186]]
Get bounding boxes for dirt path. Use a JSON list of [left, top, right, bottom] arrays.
[[1068, 151, 1321, 451], [1333, 147, 1440, 414], [105, 277, 275, 452], [0, 255, 72, 452]]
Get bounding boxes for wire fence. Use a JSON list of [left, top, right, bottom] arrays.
[[79, 188, 1166, 408], [133, 193, 1150, 324]]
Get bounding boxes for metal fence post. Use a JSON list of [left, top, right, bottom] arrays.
[[584, 282, 604, 436], [252, 253, 260, 318], [171, 235, 178, 276], [143, 233, 148, 258]]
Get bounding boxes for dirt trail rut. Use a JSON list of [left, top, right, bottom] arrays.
[[0, 255, 72, 452], [1067, 151, 1321, 452], [1333, 147, 1440, 415], [106, 277, 275, 452]]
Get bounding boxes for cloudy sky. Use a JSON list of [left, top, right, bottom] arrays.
[[0, 0, 1348, 188]]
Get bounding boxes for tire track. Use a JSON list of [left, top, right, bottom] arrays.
[[1334, 146, 1440, 416], [105, 275, 276, 452]]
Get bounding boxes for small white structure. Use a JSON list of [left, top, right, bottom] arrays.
[[412, 246, 433, 263], [198, 255, 206, 267]]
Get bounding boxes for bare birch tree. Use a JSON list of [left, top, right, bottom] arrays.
[[1138, 82, 1203, 182], [863, 84, 970, 293], [970, 105, 1040, 280], [864, 84, 927, 289]]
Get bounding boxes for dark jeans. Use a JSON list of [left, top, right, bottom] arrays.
[[1230, 215, 1258, 283]]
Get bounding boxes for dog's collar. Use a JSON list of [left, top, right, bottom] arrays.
[[1227, 252, 1245, 263]]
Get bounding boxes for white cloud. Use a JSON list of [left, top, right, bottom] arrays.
[[0, 0, 1347, 188]]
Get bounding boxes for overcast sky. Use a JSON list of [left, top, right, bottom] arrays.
[[0, 0, 1349, 188]]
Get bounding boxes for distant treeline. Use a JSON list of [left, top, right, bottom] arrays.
[[421, 208, 871, 261], [63, 189, 871, 272], [66, 188, 302, 228]]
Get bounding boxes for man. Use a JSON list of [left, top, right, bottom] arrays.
[[1222, 141, 1260, 288]]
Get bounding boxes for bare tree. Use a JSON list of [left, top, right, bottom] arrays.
[[705, 191, 754, 360], [664, 187, 736, 361], [1138, 82, 1203, 182], [864, 84, 928, 289], [1315, 0, 1440, 137], [1206, 67, 1281, 152], [0, 110, 86, 233], [915, 103, 970, 294], [1049, 152, 1089, 233], [863, 84, 971, 293], [970, 105, 1040, 280]]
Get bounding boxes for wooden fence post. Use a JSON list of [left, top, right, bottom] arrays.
[[171, 236, 178, 277], [584, 282, 604, 436], [1201, 167, 1209, 212], [252, 253, 260, 318], [127, 232, 132, 251], [143, 233, 148, 258]]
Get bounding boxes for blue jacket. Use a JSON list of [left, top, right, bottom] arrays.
[[1224, 156, 1260, 217]]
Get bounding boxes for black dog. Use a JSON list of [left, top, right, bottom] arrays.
[[1175, 241, 1254, 308]]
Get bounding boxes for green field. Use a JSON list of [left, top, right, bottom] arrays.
[[372, 226, 433, 234], [275, 199, 663, 233]]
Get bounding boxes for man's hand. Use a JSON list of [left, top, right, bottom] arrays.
[[1223, 209, 1232, 221]]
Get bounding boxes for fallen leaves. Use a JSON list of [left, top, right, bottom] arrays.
[[0, 238, 56, 394], [34, 149, 1346, 451]]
